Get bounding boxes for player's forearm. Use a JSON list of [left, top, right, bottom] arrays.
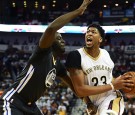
[[47, 8, 83, 32], [47, 0, 93, 32], [75, 84, 112, 97], [68, 69, 112, 97]]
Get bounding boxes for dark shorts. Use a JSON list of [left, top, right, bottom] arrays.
[[0, 94, 43, 115]]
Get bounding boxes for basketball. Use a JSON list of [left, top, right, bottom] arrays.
[[121, 71, 135, 95]]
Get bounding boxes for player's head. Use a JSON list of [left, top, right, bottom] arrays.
[[52, 32, 65, 54], [87, 24, 105, 40], [85, 23, 105, 48]]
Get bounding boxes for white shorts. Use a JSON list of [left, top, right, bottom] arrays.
[[96, 91, 124, 115]]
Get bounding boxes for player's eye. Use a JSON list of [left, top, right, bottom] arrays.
[[86, 30, 90, 33]]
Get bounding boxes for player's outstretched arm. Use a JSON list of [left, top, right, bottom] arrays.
[[39, 0, 93, 49]]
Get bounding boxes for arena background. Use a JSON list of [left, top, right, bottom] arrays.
[[0, 0, 135, 115]]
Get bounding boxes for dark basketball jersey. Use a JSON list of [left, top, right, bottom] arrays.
[[1, 46, 67, 104]]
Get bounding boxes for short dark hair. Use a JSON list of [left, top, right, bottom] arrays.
[[87, 24, 105, 40]]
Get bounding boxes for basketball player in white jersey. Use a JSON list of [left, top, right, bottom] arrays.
[[65, 24, 134, 115]]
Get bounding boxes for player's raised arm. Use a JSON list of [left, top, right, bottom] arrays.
[[39, 0, 93, 49]]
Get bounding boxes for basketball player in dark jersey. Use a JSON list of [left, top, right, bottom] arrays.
[[0, 0, 94, 114]]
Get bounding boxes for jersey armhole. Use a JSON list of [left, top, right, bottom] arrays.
[[65, 50, 81, 69]]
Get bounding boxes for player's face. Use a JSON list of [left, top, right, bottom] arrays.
[[53, 33, 65, 53], [85, 27, 102, 48]]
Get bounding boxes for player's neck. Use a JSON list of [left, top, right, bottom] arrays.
[[52, 55, 57, 65], [52, 52, 57, 60], [84, 47, 100, 58], [52, 51, 62, 61]]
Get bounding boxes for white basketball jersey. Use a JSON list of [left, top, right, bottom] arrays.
[[77, 48, 114, 106]]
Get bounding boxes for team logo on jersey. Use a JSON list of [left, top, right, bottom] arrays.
[[45, 68, 56, 88]]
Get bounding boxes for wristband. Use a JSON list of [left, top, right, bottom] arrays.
[[110, 83, 114, 90]]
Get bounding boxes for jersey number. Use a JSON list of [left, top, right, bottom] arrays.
[[92, 76, 107, 86]]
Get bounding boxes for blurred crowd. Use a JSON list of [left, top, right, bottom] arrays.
[[1, 10, 135, 26], [0, 3, 135, 26], [0, 37, 135, 115]]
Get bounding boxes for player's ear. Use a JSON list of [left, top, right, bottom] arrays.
[[99, 37, 102, 43]]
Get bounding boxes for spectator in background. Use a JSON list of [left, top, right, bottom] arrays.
[[50, 102, 58, 114], [58, 102, 67, 115], [41, 106, 51, 115], [58, 108, 66, 115]]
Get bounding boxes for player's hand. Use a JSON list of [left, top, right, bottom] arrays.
[[86, 103, 97, 115], [112, 75, 134, 90], [78, 0, 93, 15], [83, 97, 97, 115]]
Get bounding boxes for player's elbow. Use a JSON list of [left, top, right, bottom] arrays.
[[75, 86, 86, 97], [45, 26, 56, 34], [46, 24, 59, 33]]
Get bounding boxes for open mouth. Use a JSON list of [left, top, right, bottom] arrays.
[[86, 38, 93, 45], [87, 38, 92, 42], [87, 39, 92, 42]]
